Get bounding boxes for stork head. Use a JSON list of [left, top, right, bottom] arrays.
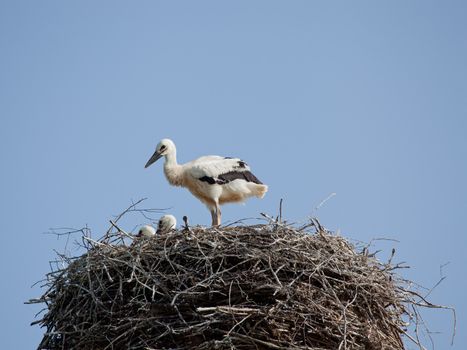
[[137, 225, 156, 238], [157, 214, 177, 234], [145, 138, 176, 168]]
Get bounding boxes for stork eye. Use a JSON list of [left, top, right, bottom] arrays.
[[160, 145, 166, 151], [138, 230, 142, 235]]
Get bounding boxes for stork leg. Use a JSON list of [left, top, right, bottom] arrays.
[[210, 208, 217, 227], [215, 203, 222, 226], [209, 202, 221, 227]]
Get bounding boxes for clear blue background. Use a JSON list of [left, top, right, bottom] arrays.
[[1, 1, 465, 348]]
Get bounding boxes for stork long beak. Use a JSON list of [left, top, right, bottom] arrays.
[[145, 150, 163, 168]]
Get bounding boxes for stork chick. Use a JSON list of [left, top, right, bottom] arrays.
[[145, 138, 268, 226], [137, 225, 156, 238], [157, 214, 177, 234]]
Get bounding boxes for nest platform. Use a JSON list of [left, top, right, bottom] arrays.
[[30, 222, 434, 349]]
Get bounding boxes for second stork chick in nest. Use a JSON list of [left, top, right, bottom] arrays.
[[137, 225, 156, 238], [156, 214, 177, 234]]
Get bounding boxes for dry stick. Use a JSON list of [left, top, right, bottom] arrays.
[[313, 192, 337, 212], [280, 198, 283, 223], [402, 328, 428, 350], [114, 198, 147, 224], [412, 304, 434, 350], [109, 220, 134, 240], [197, 306, 259, 314], [405, 289, 457, 345], [424, 276, 446, 299], [226, 313, 252, 337]]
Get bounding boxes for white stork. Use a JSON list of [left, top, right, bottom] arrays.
[[137, 225, 156, 238], [145, 138, 268, 226], [157, 214, 177, 234]]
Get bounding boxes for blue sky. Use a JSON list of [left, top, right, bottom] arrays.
[[1, 1, 466, 348]]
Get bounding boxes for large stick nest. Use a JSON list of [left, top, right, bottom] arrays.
[[30, 219, 445, 350]]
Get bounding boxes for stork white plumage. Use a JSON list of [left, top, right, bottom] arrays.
[[137, 225, 156, 238], [157, 214, 177, 234], [145, 138, 268, 226]]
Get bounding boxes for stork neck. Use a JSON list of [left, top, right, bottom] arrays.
[[164, 151, 178, 167], [163, 151, 183, 186]]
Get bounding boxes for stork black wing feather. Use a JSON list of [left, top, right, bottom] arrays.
[[217, 171, 263, 185]]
